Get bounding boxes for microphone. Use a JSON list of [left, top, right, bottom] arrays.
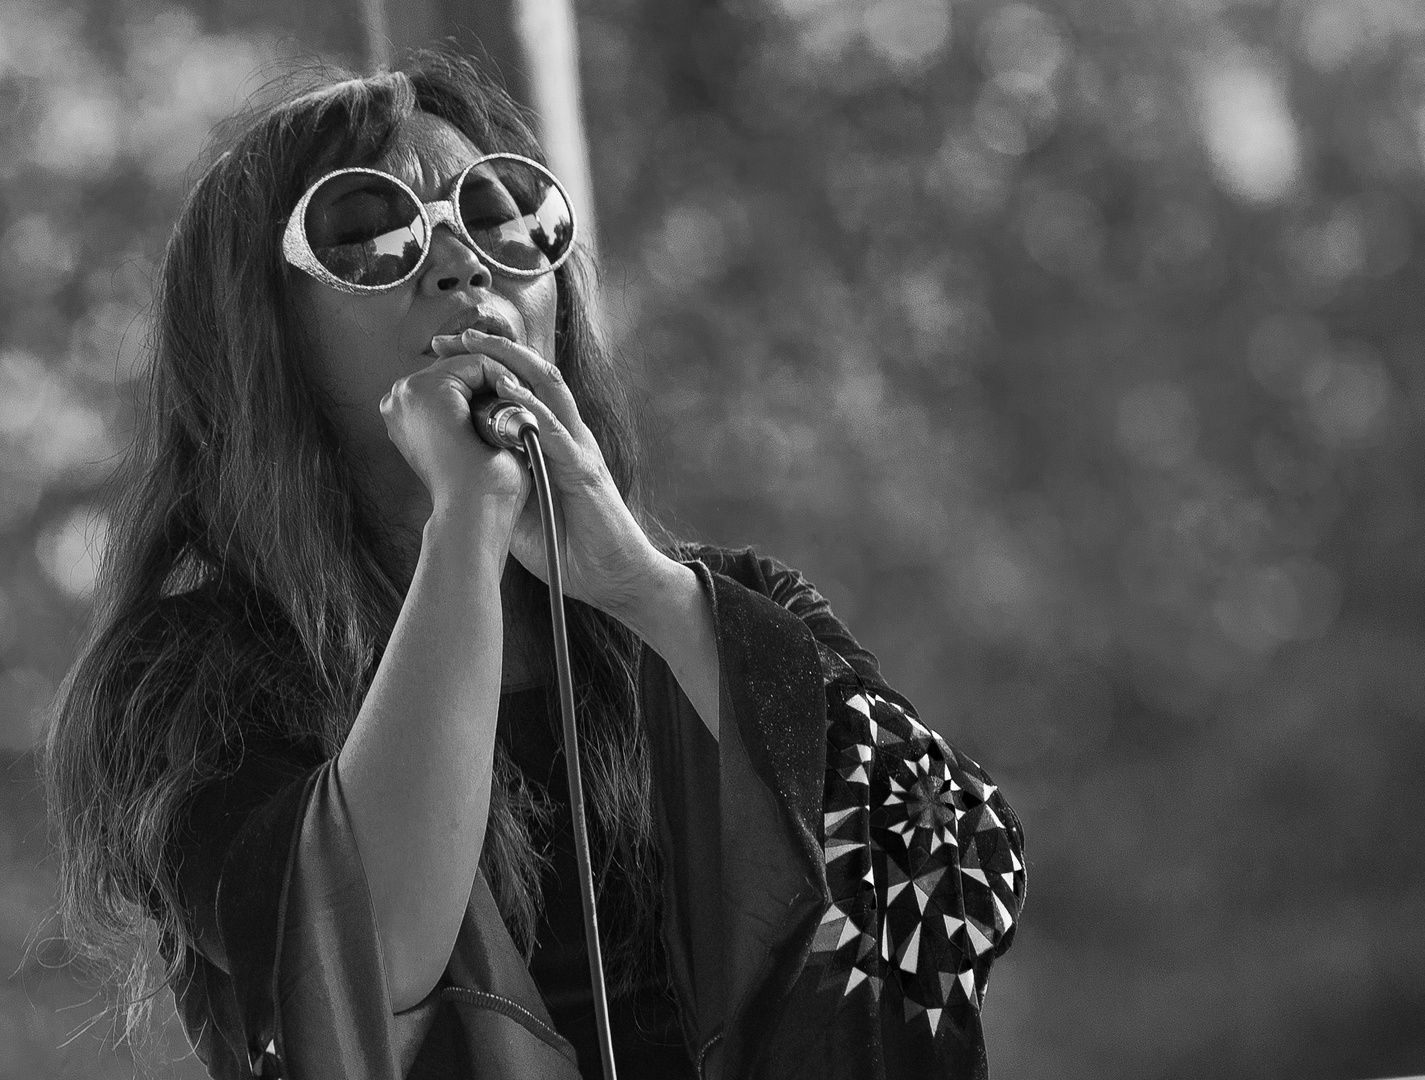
[[471, 394, 539, 450]]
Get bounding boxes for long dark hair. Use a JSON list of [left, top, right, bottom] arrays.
[[43, 51, 671, 1045]]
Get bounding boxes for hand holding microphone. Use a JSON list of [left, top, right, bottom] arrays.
[[420, 328, 669, 621]]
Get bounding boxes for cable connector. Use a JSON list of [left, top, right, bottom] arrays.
[[471, 397, 539, 450]]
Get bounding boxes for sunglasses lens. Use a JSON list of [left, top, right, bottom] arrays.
[[304, 172, 427, 287], [458, 158, 573, 274]]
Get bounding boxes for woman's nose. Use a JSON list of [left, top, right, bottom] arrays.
[[418, 225, 494, 295]]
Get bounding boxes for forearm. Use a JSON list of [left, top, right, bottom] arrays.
[[618, 557, 721, 741], [335, 502, 510, 1012]]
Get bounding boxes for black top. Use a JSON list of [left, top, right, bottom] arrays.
[[495, 685, 695, 1080], [162, 546, 1025, 1080]]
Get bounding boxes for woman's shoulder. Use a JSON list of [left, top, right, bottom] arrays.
[[104, 575, 320, 753], [671, 540, 803, 592], [670, 539, 885, 685]]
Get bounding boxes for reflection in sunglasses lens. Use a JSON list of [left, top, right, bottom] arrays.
[[459, 160, 573, 273], [306, 174, 427, 287]]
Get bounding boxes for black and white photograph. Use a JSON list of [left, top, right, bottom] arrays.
[[0, 0, 1422, 1078]]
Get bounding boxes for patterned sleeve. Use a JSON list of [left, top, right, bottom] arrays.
[[650, 547, 1026, 1079], [769, 646, 1027, 1080]]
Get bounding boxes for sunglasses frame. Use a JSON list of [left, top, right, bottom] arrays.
[[281, 151, 578, 293]]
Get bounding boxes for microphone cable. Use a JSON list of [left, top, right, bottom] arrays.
[[472, 395, 619, 1080]]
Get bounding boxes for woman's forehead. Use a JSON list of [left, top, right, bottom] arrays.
[[377, 112, 484, 198]]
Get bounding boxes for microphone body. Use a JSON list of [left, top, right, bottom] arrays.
[[470, 395, 539, 450]]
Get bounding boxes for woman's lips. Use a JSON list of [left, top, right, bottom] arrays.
[[424, 308, 520, 354]]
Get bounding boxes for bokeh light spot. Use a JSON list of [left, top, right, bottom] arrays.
[[957, 529, 1044, 640], [31, 85, 120, 174], [1, 213, 76, 292], [861, 0, 951, 71], [36, 504, 108, 602], [0, 350, 51, 434], [931, 132, 1014, 217], [973, 84, 1030, 156], [645, 202, 735, 289], [1213, 557, 1341, 652], [1194, 53, 1301, 204], [1309, 351, 1393, 444], [977, 4, 1067, 94], [1299, 0, 1366, 73]]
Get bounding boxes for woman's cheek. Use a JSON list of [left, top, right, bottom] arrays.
[[526, 278, 560, 360]]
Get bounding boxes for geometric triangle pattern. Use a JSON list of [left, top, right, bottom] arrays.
[[807, 679, 1027, 1053]]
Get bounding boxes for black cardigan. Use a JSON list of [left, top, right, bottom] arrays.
[[166, 545, 1026, 1079]]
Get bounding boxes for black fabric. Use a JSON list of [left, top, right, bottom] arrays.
[[673, 552, 831, 1080], [494, 685, 694, 1079], [687, 546, 883, 688], [161, 542, 1022, 1080], [172, 743, 322, 1079]]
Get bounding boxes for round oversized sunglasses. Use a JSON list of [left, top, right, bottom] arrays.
[[281, 152, 576, 292]]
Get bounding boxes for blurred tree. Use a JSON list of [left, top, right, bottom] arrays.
[[4, 0, 1425, 1077]]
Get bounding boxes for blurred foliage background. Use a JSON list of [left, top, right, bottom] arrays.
[[1, 0, 1423, 1076]]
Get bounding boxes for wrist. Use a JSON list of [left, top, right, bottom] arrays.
[[614, 555, 702, 648], [614, 554, 722, 739], [424, 498, 517, 563]]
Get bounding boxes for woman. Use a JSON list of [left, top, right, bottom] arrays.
[[44, 52, 1025, 1080]]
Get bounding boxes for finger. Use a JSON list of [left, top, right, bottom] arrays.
[[421, 354, 521, 401], [430, 335, 468, 359], [457, 330, 585, 432]]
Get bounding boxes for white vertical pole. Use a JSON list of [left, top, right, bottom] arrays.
[[512, 0, 598, 266], [361, 0, 393, 71]]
